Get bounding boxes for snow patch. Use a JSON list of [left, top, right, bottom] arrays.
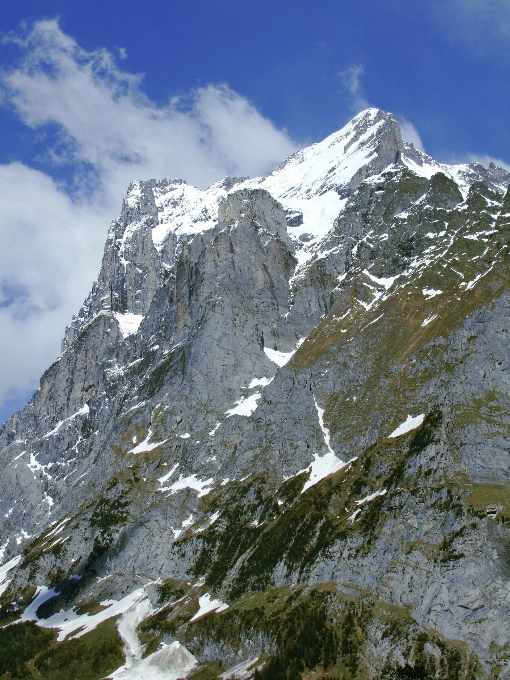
[[114, 593, 154, 670], [182, 514, 194, 528], [161, 474, 214, 498], [388, 414, 425, 438], [264, 347, 295, 367], [114, 313, 144, 338], [109, 640, 198, 680], [421, 314, 437, 327], [158, 463, 179, 485], [356, 489, 387, 506], [226, 393, 261, 417], [248, 376, 274, 388], [348, 509, 361, 524], [190, 593, 229, 621], [209, 422, 221, 437], [314, 398, 335, 458], [130, 428, 167, 454], [364, 271, 399, 290], [22, 586, 149, 643], [292, 398, 349, 494], [422, 288, 442, 299], [264, 339, 304, 367], [44, 404, 89, 438], [299, 451, 350, 494], [463, 263, 495, 291]]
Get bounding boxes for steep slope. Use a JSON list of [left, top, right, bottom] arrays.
[[0, 109, 509, 680]]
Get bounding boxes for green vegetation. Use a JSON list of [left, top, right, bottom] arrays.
[[0, 585, 37, 626], [467, 483, 510, 515], [155, 577, 187, 604], [181, 410, 446, 599], [0, 618, 123, 680], [0, 622, 56, 679], [140, 585, 480, 680], [34, 618, 124, 680]]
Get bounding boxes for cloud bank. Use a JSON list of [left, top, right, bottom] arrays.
[[0, 20, 299, 422]]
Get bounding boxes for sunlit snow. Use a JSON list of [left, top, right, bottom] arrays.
[[21, 586, 150, 642], [421, 314, 437, 327], [388, 414, 425, 438], [247, 376, 274, 388], [114, 313, 144, 338], [364, 270, 399, 290], [209, 422, 221, 437], [264, 339, 304, 367], [355, 489, 387, 506], [43, 404, 89, 439], [348, 509, 361, 524], [160, 474, 214, 497], [130, 428, 167, 454], [290, 398, 350, 494], [422, 288, 442, 299], [264, 347, 295, 367], [225, 393, 261, 417], [190, 593, 229, 621], [157, 463, 179, 485]]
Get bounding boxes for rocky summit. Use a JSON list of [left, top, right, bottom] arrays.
[[1, 108, 510, 680]]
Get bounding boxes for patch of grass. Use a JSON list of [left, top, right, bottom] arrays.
[[155, 578, 187, 605], [467, 483, 510, 515], [75, 600, 112, 616], [0, 584, 37, 626], [0, 617, 125, 680], [33, 617, 124, 680], [0, 621, 56, 679]]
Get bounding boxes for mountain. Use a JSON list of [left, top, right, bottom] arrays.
[[1, 108, 509, 680]]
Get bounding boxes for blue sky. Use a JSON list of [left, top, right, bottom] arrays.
[[1, 0, 510, 425]]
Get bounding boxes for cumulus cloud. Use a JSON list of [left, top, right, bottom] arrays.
[[340, 64, 370, 113], [0, 162, 107, 420], [398, 118, 425, 153], [0, 19, 299, 422]]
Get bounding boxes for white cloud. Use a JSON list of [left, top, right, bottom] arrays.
[[0, 162, 107, 415], [430, 0, 510, 51], [0, 19, 299, 421], [340, 64, 370, 113], [398, 118, 425, 153]]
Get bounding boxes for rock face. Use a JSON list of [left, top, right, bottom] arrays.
[[1, 108, 510, 680]]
